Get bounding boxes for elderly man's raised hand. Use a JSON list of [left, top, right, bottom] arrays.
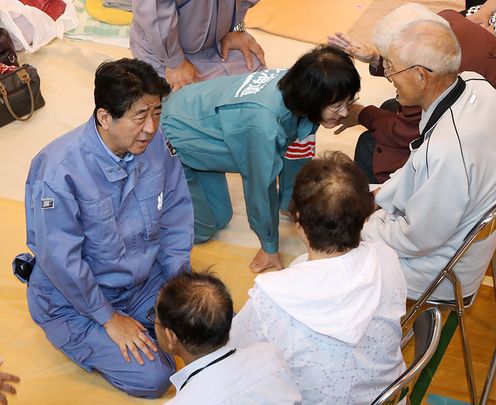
[[327, 32, 380, 65], [103, 313, 158, 366], [165, 59, 199, 93], [220, 31, 266, 71], [0, 359, 20, 405]]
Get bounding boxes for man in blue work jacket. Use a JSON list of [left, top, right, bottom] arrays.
[[161, 45, 361, 272], [21, 58, 194, 397]]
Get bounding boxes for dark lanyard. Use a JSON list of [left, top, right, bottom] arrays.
[[180, 348, 236, 391], [409, 76, 466, 150]]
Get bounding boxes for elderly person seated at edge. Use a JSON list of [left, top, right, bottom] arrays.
[[328, 2, 496, 184], [360, 20, 496, 300], [229, 151, 407, 404], [161, 45, 360, 273], [151, 272, 301, 404]]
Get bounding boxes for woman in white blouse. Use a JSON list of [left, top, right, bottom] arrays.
[[229, 151, 407, 404]]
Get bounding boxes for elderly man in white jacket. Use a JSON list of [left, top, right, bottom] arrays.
[[230, 151, 407, 404], [361, 16, 496, 300]]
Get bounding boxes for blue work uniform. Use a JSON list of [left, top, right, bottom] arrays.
[[24, 118, 194, 398], [161, 69, 317, 254]]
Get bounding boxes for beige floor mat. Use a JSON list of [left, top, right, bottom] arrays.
[[247, 0, 465, 45]]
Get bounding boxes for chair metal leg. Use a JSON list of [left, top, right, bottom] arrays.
[[479, 349, 496, 405], [480, 255, 496, 404], [491, 255, 496, 301], [451, 273, 478, 404], [409, 311, 459, 405]]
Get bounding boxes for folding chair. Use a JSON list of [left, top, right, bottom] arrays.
[[401, 201, 496, 405], [371, 307, 442, 405]]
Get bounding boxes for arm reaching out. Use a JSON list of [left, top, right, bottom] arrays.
[[327, 32, 380, 65]]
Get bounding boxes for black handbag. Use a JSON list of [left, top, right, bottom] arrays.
[[0, 64, 45, 127], [0, 27, 19, 67]]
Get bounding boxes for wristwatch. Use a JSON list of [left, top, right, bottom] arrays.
[[232, 21, 246, 32]]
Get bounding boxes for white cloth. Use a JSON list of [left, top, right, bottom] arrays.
[[167, 343, 301, 405], [362, 72, 496, 300], [0, 0, 77, 52], [230, 241, 407, 404]]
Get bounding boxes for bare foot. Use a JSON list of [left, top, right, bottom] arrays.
[[249, 249, 284, 273]]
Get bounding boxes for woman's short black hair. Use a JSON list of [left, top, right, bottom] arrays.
[[278, 45, 360, 124], [156, 271, 234, 355], [289, 151, 374, 253], [93, 58, 170, 122]]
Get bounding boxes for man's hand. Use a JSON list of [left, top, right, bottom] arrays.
[[103, 313, 158, 366], [0, 359, 20, 405], [249, 248, 283, 273], [327, 32, 380, 65], [220, 31, 266, 71], [333, 103, 365, 135], [165, 59, 198, 92]]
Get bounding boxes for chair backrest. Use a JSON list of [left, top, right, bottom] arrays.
[[443, 201, 496, 277], [371, 307, 442, 405], [402, 201, 496, 327]]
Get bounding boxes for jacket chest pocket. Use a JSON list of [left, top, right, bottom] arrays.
[[78, 195, 125, 260], [135, 171, 165, 241]]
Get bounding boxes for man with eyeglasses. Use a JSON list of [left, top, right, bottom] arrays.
[[357, 19, 496, 301], [149, 271, 301, 404], [328, 3, 496, 183]]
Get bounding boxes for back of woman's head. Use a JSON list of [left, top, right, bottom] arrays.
[[289, 151, 374, 253], [278, 45, 360, 124]]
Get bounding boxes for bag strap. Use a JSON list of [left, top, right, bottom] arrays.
[[0, 68, 35, 121]]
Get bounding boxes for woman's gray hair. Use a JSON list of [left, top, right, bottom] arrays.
[[373, 3, 448, 56], [390, 20, 461, 75]]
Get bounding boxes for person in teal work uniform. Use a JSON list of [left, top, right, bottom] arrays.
[[161, 45, 361, 272]]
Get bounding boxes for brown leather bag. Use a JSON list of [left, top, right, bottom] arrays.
[[0, 64, 45, 127], [0, 28, 19, 67]]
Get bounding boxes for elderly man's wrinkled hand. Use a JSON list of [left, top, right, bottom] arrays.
[[103, 313, 158, 366], [333, 103, 364, 135], [0, 360, 20, 405], [327, 32, 380, 65], [220, 31, 266, 70]]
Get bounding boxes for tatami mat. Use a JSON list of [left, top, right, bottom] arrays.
[[247, 0, 464, 45]]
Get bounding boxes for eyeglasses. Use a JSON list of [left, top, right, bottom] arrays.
[[383, 61, 433, 82], [326, 95, 360, 113], [146, 307, 162, 327]]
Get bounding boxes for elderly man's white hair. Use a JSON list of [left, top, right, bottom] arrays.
[[373, 3, 448, 56], [390, 20, 461, 75]]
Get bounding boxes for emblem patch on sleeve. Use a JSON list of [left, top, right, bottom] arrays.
[[164, 138, 177, 157], [41, 197, 55, 209]]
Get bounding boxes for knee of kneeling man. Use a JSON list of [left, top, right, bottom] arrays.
[[116, 354, 176, 399], [122, 368, 173, 399]]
